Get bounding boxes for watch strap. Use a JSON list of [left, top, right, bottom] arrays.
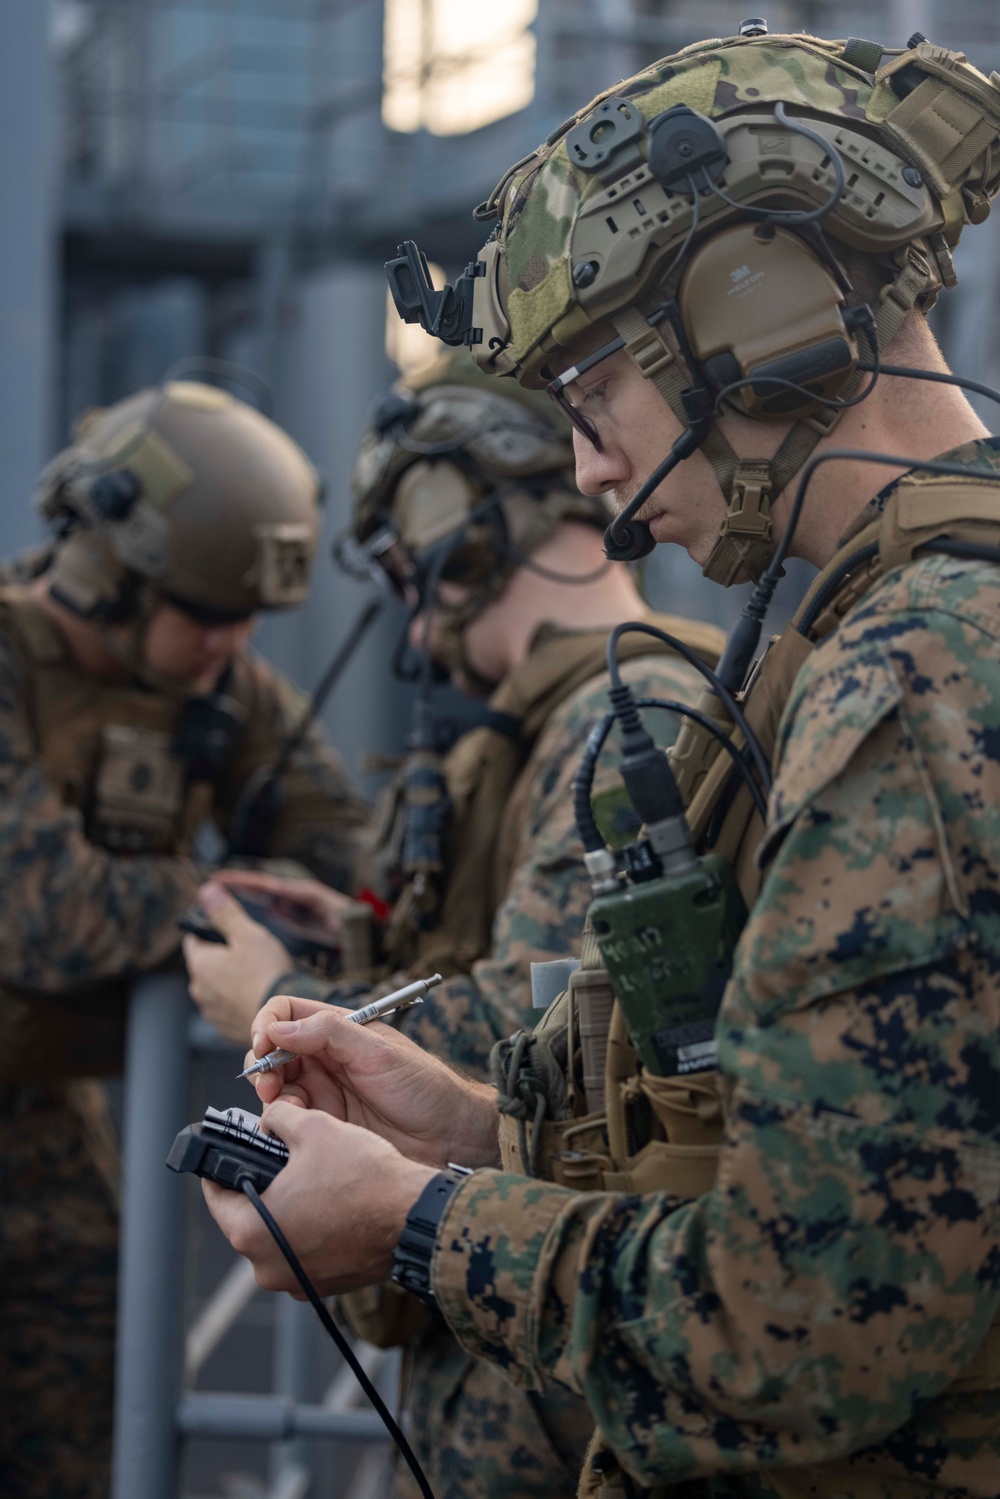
[[391, 1166, 470, 1305]]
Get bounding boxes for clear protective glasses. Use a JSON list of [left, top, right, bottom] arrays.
[[545, 333, 625, 450]]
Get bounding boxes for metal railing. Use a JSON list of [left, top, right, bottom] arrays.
[[111, 969, 392, 1499]]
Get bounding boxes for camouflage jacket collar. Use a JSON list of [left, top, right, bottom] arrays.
[[838, 435, 1000, 548]]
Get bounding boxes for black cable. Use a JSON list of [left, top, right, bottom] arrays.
[[496, 538, 612, 585], [66, 356, 275, 490], [772, 451, 1000, 587], [606, 622, 773, 792], [573, 710, 618, 853], [728, 363, 1000, 664], [797, 540, 878, 638], [163, 355, 274, 416], [713, 311, 881, 419], [239, 1178, 436, 1499], [660, 169, 702, 289], [926, 538, 1000, 566], [700, 101, 846, 226], [272, 597, 384, 779], [858, 361, 1000, 410], [638, 698, 769, 821], [572, 692, 768, 858]]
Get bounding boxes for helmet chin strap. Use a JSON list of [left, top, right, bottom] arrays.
[[612, 305, 812, 587], [611, 242, 935, 587]]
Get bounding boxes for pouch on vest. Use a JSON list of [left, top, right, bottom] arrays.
[[88, 724, 186, 853]]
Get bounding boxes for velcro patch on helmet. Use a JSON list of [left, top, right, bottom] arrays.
[[110, 423, 194, 511], [248, 522, 313, 606]]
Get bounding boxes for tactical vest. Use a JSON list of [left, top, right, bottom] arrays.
[[497, 472, 1000, 1499], [0, 584, 248, 1080]]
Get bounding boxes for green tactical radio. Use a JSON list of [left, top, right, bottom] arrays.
[[574, 660, 752, 1079], [588, 853, 746, 1076]]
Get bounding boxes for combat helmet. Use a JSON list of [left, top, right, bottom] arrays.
[[348, 349, 610, 671], [35, 379, 321, 623], [388, 27, 1000, 584]]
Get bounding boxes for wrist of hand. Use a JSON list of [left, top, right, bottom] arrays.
[[368, 1156, 439, 1279], [447, 1079, 501, 1169]]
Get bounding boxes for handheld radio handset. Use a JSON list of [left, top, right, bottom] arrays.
[[574, 641, 750, 1078]]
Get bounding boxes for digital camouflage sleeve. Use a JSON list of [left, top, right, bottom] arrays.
[[271, 652, 706, 1079], [430, 552, 1000, 1493], [0, 635, 368, 994]]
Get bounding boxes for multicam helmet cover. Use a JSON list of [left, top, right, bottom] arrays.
[[389, 31, 1000, 583], [474, 32, 1000, 382]]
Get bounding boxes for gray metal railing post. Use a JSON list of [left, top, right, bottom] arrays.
[[111, 977, 390, 1498], [270, 1296, 321, 1499], [111, 969, 190, 1499]]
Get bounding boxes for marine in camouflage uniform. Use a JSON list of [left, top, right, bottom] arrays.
[[200, 354, 723, 1499], [387, 26, 1000, 1499], [432, 434, 1000, 1498], [206, 27, 1000, 1496], [0, 382, 369, 1499]]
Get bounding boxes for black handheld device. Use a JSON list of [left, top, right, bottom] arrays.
[[177, 890, 341, 977], [166, 1106, 437, 1498], [167, 1105, 289, 1194]]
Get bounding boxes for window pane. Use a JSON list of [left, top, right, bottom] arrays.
[[384, 0, 536, 136]]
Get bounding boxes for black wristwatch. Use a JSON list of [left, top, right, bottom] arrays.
[[390, 1166, 471, 1306]]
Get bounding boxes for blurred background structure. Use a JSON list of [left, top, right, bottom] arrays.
[[3, 1, 1000, 1495]]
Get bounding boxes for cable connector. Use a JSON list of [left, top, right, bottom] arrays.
[[646, 813, 699, 877], [609, 681, 686, 828], [584, 846, 621, 894]]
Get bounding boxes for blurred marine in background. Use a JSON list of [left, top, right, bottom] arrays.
[[184, 351, 724, 1499], [0, 380, 370, 1499]]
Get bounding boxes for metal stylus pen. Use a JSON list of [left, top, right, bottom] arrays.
[[236, 973, 443, 1080]]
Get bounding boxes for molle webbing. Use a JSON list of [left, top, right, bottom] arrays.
[[873, 43, 1000, 205]]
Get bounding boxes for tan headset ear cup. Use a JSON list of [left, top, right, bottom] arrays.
[[391, 460, 481, 554], [678, 223, 859, 421]]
